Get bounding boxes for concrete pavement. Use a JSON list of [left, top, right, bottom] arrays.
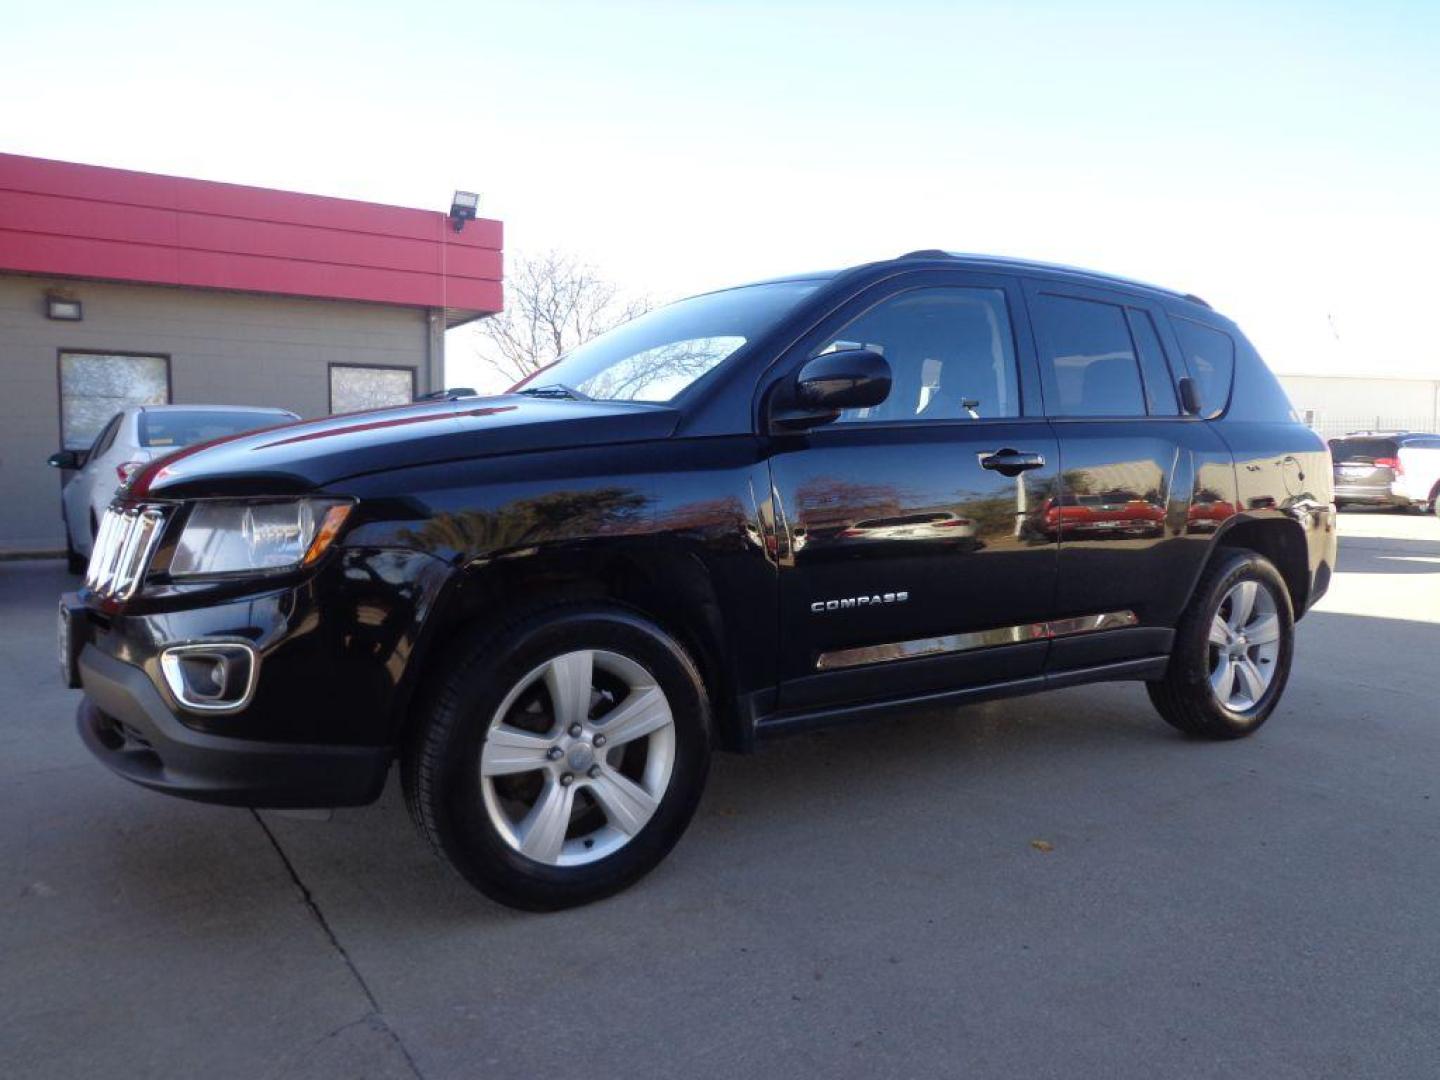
[[3, 509, 1438, 1079]]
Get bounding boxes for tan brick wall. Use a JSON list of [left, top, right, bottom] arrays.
[[0, 275, 434, 552]]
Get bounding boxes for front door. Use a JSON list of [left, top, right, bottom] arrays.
[[766, 272, 1061, 712]]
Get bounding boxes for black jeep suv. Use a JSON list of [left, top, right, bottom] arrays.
[[66, 251, 1337, 909]]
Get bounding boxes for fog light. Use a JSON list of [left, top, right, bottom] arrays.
[[159, 642, 258, 712]]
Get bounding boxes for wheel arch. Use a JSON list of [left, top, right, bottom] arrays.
[[1202, 513, 1311, 617], [399, 544, 743, 750]]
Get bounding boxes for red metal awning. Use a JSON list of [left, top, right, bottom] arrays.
[[0, 153, 502, 327]]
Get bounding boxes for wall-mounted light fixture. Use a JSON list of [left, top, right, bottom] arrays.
[[449, 190, 480, 232], [46, 293, 83, 321]]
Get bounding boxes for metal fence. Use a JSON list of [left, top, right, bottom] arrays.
[[1298, 413, 1438, 440]]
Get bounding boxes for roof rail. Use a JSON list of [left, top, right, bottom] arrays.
[[1182, 293, 1212, 308], [896, 249, 949, 260]]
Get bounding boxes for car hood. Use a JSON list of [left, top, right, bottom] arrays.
[[129, 395, 680, 499]]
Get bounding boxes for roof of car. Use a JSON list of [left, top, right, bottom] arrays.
[[737, 251, 1209, 307], [135, 404, 296, 414], [1337, 430, 1438, 439]]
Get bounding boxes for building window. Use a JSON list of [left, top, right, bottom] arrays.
[[58, 351, 170, 450], [329, 364, 415, 414]]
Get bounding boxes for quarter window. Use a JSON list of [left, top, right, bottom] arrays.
[[816, 287, 1020, 423], [1032, 295, 1147, 418], [1172, 318, 1236, 417]]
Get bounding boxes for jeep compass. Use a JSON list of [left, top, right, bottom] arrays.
[[64, 251, 1337, 909]]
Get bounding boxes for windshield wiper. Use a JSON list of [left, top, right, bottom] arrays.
[[517, 383, 591, 401]]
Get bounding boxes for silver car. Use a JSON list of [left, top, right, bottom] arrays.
[[48, 404, 298, 571]]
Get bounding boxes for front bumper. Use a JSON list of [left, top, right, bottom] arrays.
[[66, 543, 454, 809], [76, 644, 391, 808]]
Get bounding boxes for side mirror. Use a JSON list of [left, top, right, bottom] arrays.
[[48, 450, 81, 469], [796, 348, 892, 411], [769, 348, 891, 432], [1177, 376, 1202, 416]]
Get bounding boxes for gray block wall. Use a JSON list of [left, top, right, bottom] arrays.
[[0, 276, 436, 553]]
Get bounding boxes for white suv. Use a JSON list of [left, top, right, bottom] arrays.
[[48, 404, 298, 571], [1330, 432, 1440, 516]]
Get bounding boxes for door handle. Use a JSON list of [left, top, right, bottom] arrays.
[[980, 449, 1046, 475]]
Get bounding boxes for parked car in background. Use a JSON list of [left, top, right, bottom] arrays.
[[1329, 432, 1440, 515], [48, 405, 299, 570]]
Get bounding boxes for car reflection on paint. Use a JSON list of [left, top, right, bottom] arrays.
[[1042, 491, 1166, 540], [838, 511, 978, 543], [792, 510, 983, 560], [1186, 496, 1237, 534]]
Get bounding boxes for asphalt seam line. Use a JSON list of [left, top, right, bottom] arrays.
[[251, 809, 427, 1080]]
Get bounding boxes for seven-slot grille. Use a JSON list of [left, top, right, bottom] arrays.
[[85, 506, 167, 600]]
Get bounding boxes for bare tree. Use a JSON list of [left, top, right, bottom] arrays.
[[473, 250, 650, 387]]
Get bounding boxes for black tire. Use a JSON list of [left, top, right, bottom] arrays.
[[1147, 548, 1295, 740], [402, 603, 711, 911], [64, 526, 86, 576]]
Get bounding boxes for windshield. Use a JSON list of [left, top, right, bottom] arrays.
[[513, 281, 820, 402], [139, 409, 293, 448]]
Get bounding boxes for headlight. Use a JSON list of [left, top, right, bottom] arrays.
[[169, 499, 352, 577]]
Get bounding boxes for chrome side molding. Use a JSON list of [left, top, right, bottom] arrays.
[[815, 610, 1139, 671]]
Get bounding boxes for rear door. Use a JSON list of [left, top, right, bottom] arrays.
[[1024, 280, 1235, 668], [767, 270, 1062, 712]]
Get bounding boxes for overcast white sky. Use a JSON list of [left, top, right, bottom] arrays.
[[4, 1, 1438, 391]]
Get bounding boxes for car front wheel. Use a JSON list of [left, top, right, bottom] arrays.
[[403, 603, 711, 910], [1147, 549, 1295, 739]]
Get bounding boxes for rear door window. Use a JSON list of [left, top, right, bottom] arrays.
[[1125, 309, 1179, 415], [1031, 294, 1147, 417], [1171, 318, 1236, 418]]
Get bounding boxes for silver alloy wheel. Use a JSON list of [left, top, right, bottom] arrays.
[[1207, 580, 1282, 711], [479, 649, 676, 867]]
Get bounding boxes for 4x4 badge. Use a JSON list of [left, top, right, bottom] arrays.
[[811, 591, 909, 614]]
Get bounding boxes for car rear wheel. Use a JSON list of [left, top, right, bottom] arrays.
[[1147, 549, 1294, 739], [403, 603, 711, 910]]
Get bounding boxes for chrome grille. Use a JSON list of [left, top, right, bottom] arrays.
[[85, 506, 166, 599]]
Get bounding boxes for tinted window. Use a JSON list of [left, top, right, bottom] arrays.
[[138, 410, 292, 448], [1172, 318, 1236, 417], [1033, 295, 1147, 417], [1126, 309, 1179, 415], [1328, 437, 1399, 462], [817, 287, 1019, 423]]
